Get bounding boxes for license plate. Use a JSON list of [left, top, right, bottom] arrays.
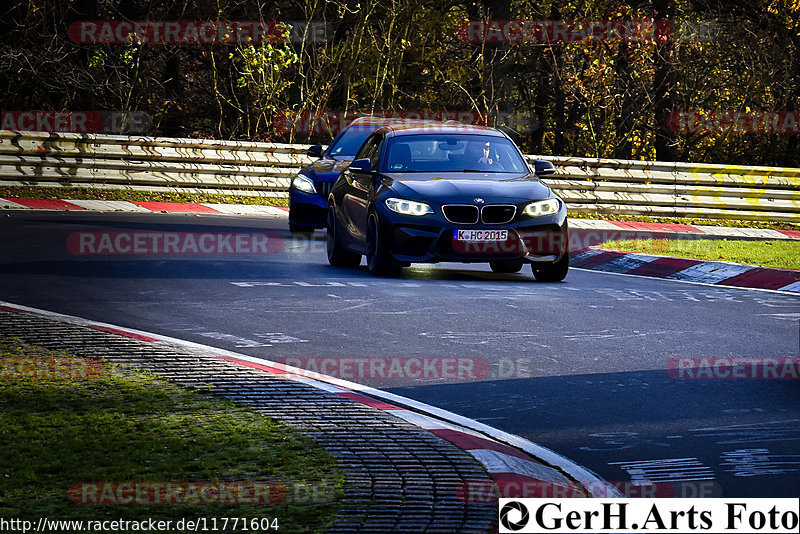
[[453, 229, 508, 242]]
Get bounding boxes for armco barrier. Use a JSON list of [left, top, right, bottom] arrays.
[[2, 130, 799, 222], [544, 155, 800, 223], [0, 130, 301, 198]]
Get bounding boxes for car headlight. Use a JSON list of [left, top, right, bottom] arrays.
[[524, 198, 561, 217], [385, 198, 434, 216], [292, 174, 317, 194]]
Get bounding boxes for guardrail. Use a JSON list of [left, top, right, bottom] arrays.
[[546, 156, 800, 223], [0, 130, 300, 198], [2, 130, 799, 222]]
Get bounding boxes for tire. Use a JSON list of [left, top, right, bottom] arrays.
[[326, 206, 361, 268], [489, 259, 524, 273], [531, 252, 569, 282], [366, 214, 402, 277], [289, 224, 314, 237]]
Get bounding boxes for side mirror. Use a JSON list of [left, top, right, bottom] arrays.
[[307, 145, 323, 158], [534, 159, 556, 176], [348, 158, 372, 173]]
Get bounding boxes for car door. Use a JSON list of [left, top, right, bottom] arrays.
[[341, 132, 383, 246]]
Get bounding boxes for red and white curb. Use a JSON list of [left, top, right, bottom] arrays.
[[1, 198, 288, 217], [0, 300, 618, 500], [4, 198, 800, 242], [572, 248, 800, 293]]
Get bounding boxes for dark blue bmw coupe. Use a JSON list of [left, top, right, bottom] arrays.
[[325, 123, 569, 280]]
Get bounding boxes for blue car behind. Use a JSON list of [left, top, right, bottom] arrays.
[[289, 117, 405, 234]]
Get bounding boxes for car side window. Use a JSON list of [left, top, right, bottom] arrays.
[[354, 134, 382, 169], [371, 137, 385, 170]]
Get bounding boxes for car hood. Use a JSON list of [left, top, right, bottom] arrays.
[[384, 172, 554, 203], [302, 156, 353, 179]]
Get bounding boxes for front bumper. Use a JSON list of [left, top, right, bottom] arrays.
[[288, 188, 328, 228], [377, 203, 569, 264]]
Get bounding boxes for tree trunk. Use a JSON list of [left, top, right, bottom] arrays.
[[653, 0, 677, 161], [614, 41, 634, 160]]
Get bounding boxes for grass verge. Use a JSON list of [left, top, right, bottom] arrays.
[[601, 238, 800, 270], [0, 339, 341, 533], [0, 186, 288, 207], [569, 212, 799, 232]]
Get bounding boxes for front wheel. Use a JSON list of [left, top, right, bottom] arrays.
[[531, 253, 569, 282], [366, 214, 402, 277], [326, 206, 361, 268]]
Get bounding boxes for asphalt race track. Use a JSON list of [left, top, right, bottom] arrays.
[[1, 211, 798, 498]]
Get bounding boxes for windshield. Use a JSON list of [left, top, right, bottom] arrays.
[[327, 125, 389, 157], [381, 134, 529, 173]]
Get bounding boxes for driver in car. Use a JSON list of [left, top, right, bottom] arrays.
[[478, 141, 494, 165]]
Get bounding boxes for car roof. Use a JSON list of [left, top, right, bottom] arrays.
[[376, 122, 506, 137], [345, 116, 446, 129], [348, 115, 414, 125]]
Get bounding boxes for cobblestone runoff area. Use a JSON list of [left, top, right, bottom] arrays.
[[0, 310, 497, 533]]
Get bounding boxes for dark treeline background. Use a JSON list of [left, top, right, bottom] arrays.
[[1, 0, 798, 165]]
